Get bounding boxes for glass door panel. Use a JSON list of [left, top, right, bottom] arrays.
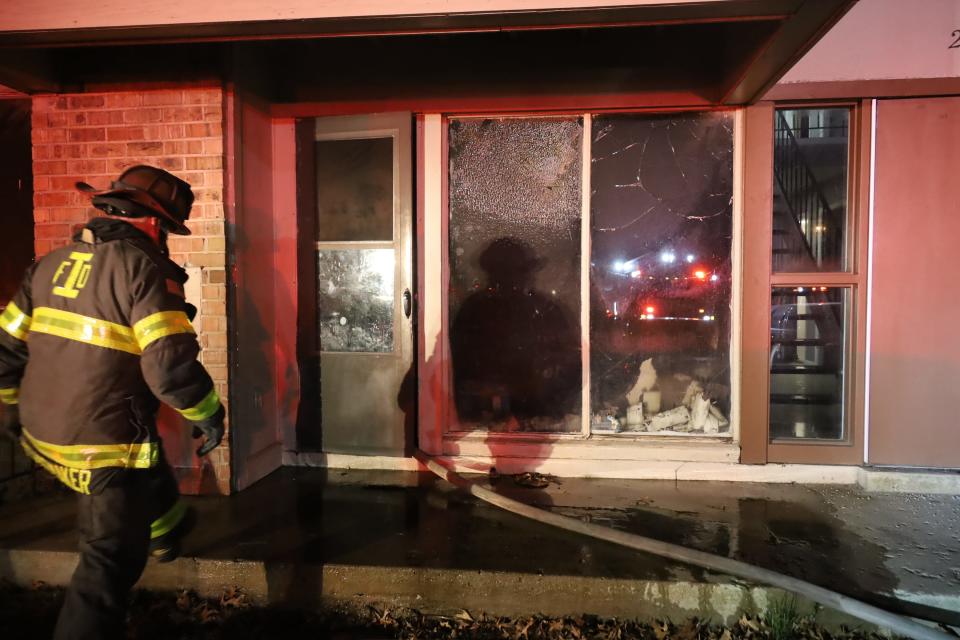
[[312, 113, 413, 456]]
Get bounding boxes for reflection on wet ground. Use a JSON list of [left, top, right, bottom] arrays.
[[1, 468, 958, 617]]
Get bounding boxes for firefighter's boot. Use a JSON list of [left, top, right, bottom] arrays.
[[148, 502, 196, 563]]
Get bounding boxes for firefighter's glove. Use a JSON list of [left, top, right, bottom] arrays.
[[0, 403, 21, 443], [191, 404, 225, 457]]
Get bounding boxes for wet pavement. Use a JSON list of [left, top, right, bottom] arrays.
[[0, 468, 958, 625]]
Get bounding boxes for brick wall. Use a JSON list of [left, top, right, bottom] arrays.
[[30, 85, 232, 494]]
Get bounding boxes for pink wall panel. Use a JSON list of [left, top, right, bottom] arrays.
[[869, 96, 960, 468], [780, 0, 960, 84]]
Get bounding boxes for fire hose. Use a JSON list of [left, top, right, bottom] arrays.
[[414, 451, 955, 640]]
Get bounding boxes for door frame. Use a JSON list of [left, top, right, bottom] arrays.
[[294, 112, 415, 454]]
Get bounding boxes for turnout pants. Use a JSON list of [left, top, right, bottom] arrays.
[[49, 460, 181, 640]]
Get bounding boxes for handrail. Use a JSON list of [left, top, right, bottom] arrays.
[[773, 112, 844, 271]]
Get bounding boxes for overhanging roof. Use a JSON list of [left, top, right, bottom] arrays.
[[0, 0, 857, 106]]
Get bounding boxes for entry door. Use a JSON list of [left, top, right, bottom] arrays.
[[312, 113, 413, 456]]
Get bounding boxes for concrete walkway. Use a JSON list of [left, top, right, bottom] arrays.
[[0, 468, 957, 628]]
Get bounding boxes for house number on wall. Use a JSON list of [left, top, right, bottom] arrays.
[[950, 30, 960, 49]]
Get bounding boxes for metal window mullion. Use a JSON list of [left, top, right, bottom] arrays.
[[580, 114, 592, 438]]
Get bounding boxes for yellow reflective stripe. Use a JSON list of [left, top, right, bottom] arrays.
[[0, 387, 18, 405], [20, 439, 92, 494], [31, 307, 140, 355], [133, 310, 195, 351], [0, 301, 31, 341], [151, 500, 187, 539], [21, 428, 159, 470], [178, 388, 221, 422]]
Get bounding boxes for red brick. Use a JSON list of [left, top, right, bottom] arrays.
[[68, 95, 105, 109], [66, 160, 107, 174], [186, 156, 222, 171], [203, 268, 226, 284], [201, 284, 223, 300], [32, 96, 62, 112], [47, 144, 85, 159], [37, 192, 71, 207], [37, 128, 68, 143], [53, 207, 88, 222], [46, 112, 69, 127], [162, 106, 203, 121], [185, 123, 221, 138], [50, 176, 83, 191], [103, 93, 142, 108], [106, 126, 146, 141], [68, 128, 106, 143], [34, 160, 68, 175], [194, 188, 221, 203], [156, 156, 185, 171], [187, 252, 226, 267], [87, 143, 127, 158], [35, 239, 54, 256], [203, 171, 224, 187], [203, 139, 223, 155], [201, 350, 226, 365], [126, 141, 163, 155], [35, 223, 71, 239], [123, 108, 163, 124], [202, 106, 223, 122], [183, 89, 222, 106], [142, 91, 183, 106], [206, 332, 228, 349], [85, 110, 125, 126]]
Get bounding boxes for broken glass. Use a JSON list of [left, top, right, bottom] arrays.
[[590, 112, 733, 436], [317, 249, 394, 353], [448, 117, 583, 433]]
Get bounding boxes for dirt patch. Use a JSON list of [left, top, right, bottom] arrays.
[[0, 582, 900, 640]]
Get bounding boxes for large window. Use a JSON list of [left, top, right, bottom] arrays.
[[769, 106, 856, 443], [447, 112, 734, 437], [448, 118, 584, 433]]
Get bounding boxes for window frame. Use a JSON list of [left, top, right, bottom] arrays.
[[741, 100, 871, 465], [438, 109, 741, 445]]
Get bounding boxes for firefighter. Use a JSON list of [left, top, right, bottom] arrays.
[[0, 165, 226, 640]]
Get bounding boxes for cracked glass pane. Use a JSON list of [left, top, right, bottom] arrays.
[[590, 112, 733, 436], [448, 117, 583, 433], [317, 249, 394, 353]]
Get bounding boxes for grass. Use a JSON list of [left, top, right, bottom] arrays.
[[767, 594, 802, 640]]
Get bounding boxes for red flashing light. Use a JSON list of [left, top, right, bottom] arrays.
[[645, 306, 655, 314], [694, 269, 707, 280]]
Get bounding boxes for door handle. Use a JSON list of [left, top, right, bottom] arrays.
[[402, 289, 412, 318]]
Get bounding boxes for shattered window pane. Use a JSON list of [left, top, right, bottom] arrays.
[[770, 286, 848, 440], [773, 108, 850, 272], [317, 249, 394, 353], [590, 112, 733, 436], [448, 117, 583, 433], [316, 137, 394, 241]]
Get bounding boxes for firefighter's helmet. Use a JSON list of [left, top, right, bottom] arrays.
[[76, 165, 194, 236]]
